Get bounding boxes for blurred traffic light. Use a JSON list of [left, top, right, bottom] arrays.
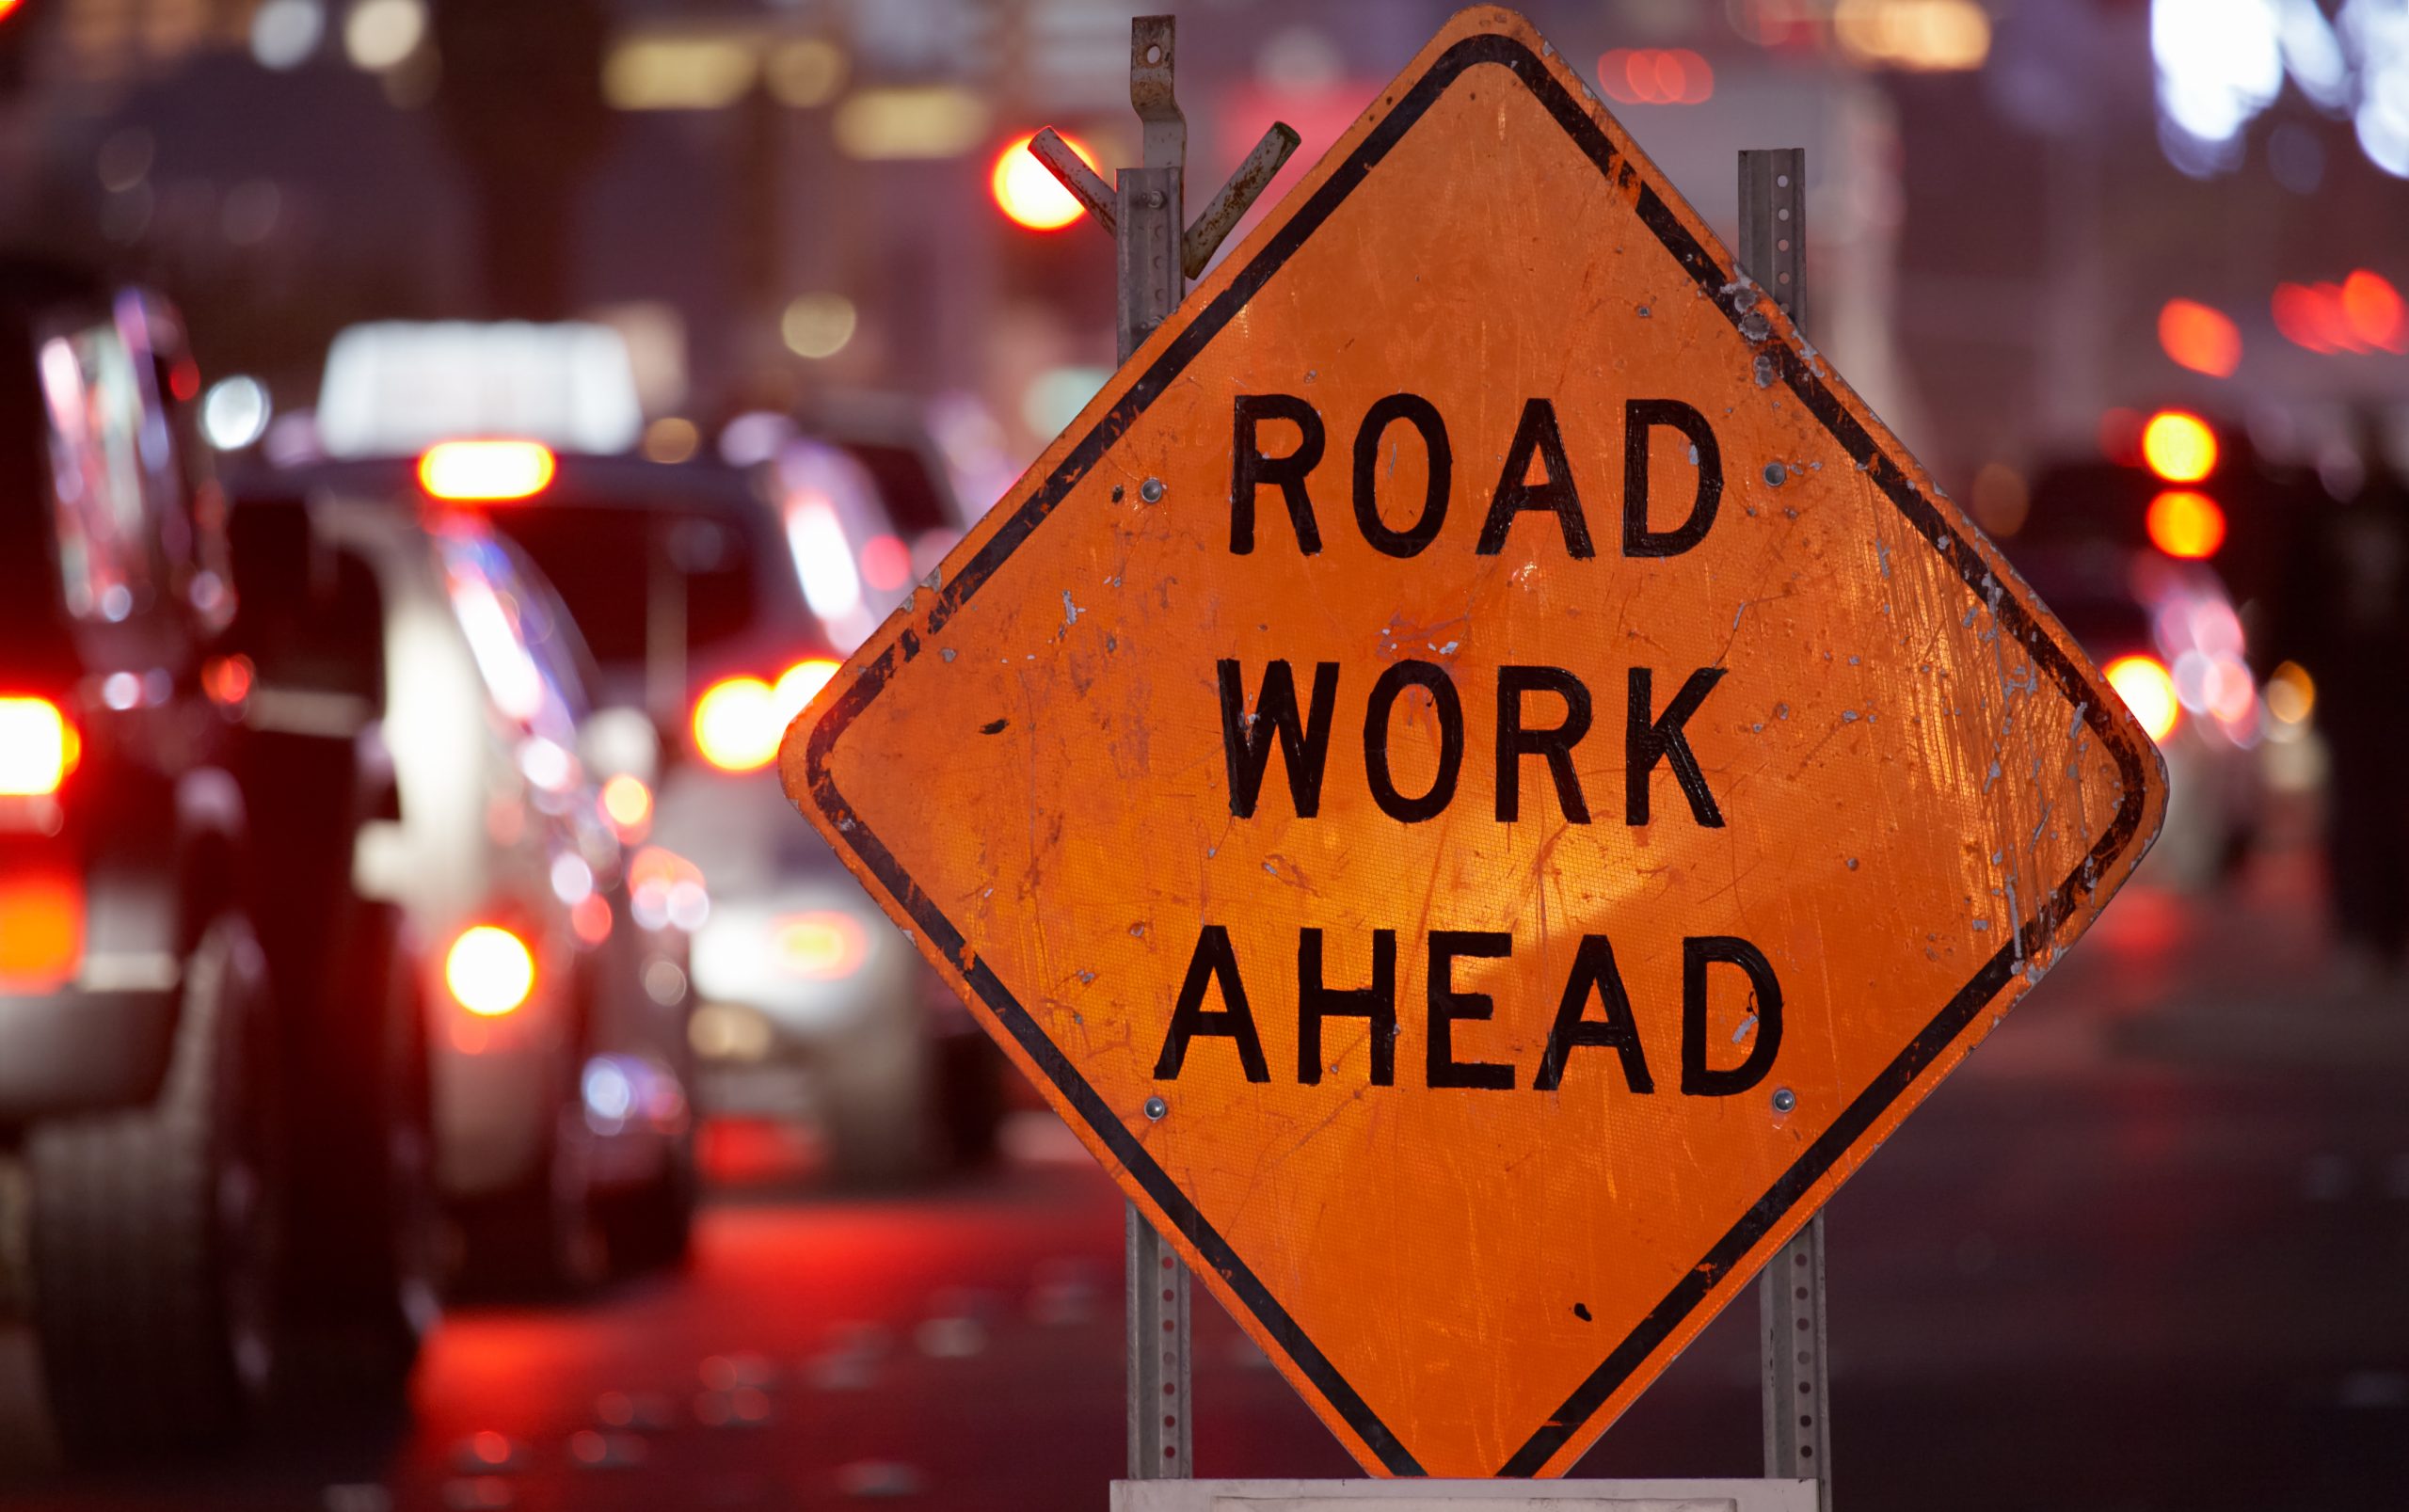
[[992, 131, 1099, 231], [2146, 489, 2226, 559], [2141, 410, 2217, 483]]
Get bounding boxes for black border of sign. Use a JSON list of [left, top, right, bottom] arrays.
[[804, 30, 2150, 1478]]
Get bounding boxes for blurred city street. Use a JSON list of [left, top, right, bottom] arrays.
[[6, 830, 2407, 1511], [0, 0, 2405, 1505]]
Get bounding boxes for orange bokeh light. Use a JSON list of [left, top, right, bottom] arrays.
[[992, 131, 1100, 231], [2273, 273, 2409, 356], [2105, 655, 2179, 744], [1597, 48, 1715, 104], [2157, 299, 2241, 377], [692, 676, 779, 773], [0, 868, 83, 990], [2140, 410, 2217, 484], [2145, 489, 2226, 560], [2342, 270, 2407, 353], [599, 772, 652, 836]]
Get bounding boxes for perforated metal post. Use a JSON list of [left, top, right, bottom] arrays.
[[1739, 146, 1831, 1511], [1026, 15, 1300, 1483], [1121, 15, 1191, 1483]]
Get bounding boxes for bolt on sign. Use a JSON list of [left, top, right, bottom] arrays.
[[784, 4, 2165, 1480]]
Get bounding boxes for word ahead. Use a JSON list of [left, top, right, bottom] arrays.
[[1156, 927, 1782, 1096]]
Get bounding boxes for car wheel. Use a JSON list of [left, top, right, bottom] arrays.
[[28, 915, 279, 1460], [451, 1098, 606, 1297], [283, 902, 439, 1391], [598, 1125, 697, 1273], [933, 1033, 1007, 1170]]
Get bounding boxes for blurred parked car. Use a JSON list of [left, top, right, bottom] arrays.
[[0, 263, 431, 1457], [228, 485, 698, 1286], [267, 438, 1003, 1184]]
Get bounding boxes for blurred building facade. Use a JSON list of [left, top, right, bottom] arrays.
[[0, 0, 2399, 507]]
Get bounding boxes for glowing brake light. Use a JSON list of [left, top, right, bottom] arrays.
[[2140, 411, 2216, 485], [418, 439, 558, 502], [445, 925, 535, 1016], [0, 867, 83, 990], [2145, 489, 2226, 560], [692, 659, 840, 773], [694, 676, 778, 772], [0, 697, 77, 797], [2104, 655, 2179, 744], [774, 658, 839, 716]]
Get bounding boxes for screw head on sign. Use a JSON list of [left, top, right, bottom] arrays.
[[1771, 1087, 1796, 1113], [1763, 462, 1788, 486], [1144, 1095, 1168, 1120], [1140, 477, 1166, 502]]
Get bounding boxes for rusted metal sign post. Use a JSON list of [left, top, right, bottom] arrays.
[[1032, 17, 1301, 1480], [1737, 145, 1832, 1508], [783, 4, 2166, 1488]]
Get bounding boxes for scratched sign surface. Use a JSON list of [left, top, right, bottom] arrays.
[[783, 6, 2165, 1480]]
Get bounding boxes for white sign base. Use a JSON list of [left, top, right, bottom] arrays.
[[1111, 1481, 1819, 1512]]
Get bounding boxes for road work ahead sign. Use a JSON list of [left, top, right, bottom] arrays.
[[784, 6, 2165, 1480]]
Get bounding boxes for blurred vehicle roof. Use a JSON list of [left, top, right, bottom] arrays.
[[316, 321, 644, 458]]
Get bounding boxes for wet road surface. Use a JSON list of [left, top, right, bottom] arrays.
[[5, 853, 2408, 1510]]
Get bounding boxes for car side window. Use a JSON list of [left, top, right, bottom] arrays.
[[432, 520, 584, 746], [37, 319, 158, 624]]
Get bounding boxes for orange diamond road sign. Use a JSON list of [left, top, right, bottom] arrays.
[[784, 4, 2165, 1480]]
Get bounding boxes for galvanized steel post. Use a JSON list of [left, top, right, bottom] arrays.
[[1026, 13, 1298, 1481], [1119, 15, 1192, 1481], [1740, 146, 1832, 1512]]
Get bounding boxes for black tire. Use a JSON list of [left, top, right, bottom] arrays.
[[596, 1128, 697, 1274], [449, 1102, 606, 1298], [933, 1034, 1006, 1170], [281, 902, 439, 1390], [28, 915, 279, 1461]]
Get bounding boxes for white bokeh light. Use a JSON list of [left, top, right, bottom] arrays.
[[250, 0, 326, 71], [199, 375, 271, 451]]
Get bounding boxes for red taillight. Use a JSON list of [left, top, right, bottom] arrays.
[[693, 676, 778, 772], [0, 696, 77, 797], [418, 439, 557, 502], [0, 867, 82, 991], [2105, 655, 2180, 744], [445, 925, 535, 1016], [691, 659, 839, 774]]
